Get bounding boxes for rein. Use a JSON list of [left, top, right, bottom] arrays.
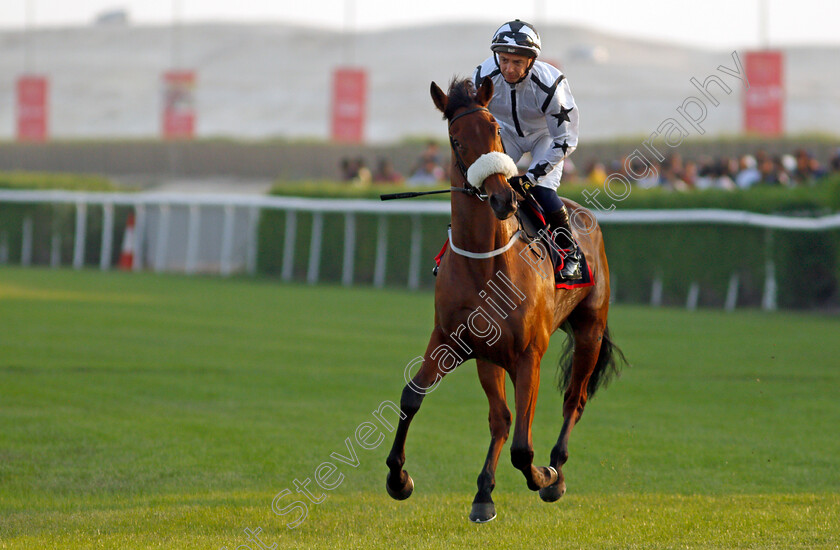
[[380, 187, 476, 201]]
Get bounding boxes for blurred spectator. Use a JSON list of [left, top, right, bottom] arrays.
[[340, 157, 357, 181], [339, 157, 372, 185], [585, 160, 607, 186], [623, 154, 659, 189], [561, 147, 837, 193], [775, 155, 792, 186], [337, 145, 840, 192], [792, 149, 826, 185], [659, 162, 688, 192], [756, 155, 784, 186], [781, 154, 797, 178], [682, 160, 699, 189], [356, 157, 372, 184], [712, 157, 737, 190], [830, 149, 840, 175], [695, 162, 716, 190], [373, 158, 403, 184], [408, 157, 445, 186], [736, 154, 761, 189], [408, 141, 446, 186], [667, 153, 684, 179], [420, 141, 442, 165]]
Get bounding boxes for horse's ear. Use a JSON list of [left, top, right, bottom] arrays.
[[430, 81, 448, 114], [476, 77, 494, 107]]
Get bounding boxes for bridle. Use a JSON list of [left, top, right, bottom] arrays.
[[447, 106, 493, 201], [443, 105, 524, 259]]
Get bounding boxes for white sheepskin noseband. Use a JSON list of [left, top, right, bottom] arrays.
[[466, 152, 519, 189]]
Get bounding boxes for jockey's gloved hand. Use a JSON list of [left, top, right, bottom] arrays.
[[508, 175, 534, 194]]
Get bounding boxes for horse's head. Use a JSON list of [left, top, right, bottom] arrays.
[[431, 78, 519, 220]]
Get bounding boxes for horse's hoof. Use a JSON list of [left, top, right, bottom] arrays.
[[539, 480, 566, 503], [386, 471, 414, 501], [469, 501, 496, 523]]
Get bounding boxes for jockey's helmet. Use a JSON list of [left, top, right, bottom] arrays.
[[490, 20, 541, 59]]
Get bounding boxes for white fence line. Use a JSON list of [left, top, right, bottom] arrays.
[[3, 189, 840, 229], [2, 190, 840, 310], [597, 208, 840, 231]]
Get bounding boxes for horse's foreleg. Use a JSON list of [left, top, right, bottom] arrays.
[[470, 360, 511, 523], [385, 327, 461, 501], [509, 347, 559, 492], [539, 324, 603, 502]]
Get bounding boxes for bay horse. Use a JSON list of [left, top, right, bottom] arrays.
[[385, 77, 625, 522]]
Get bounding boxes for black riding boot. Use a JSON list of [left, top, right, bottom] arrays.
[[545, 204, 582, 281]]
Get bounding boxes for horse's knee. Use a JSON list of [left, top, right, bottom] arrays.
[[399, 384, 425, 418], [489, 410, 511, 439], [510, 446, 534, 470], [562, 402, 587, 424], [501, 409, 512, 430], [563, 392, 588, 420]]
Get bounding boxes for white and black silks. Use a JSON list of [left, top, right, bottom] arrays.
[[471, 58, 579, 192]]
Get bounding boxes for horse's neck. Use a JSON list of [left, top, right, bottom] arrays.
[[450, 191, 515, 266]]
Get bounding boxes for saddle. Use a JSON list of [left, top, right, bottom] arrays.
[[514, 196, 594, 289]]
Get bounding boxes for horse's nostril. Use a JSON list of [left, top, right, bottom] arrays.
[[489, 192, 516, 219]]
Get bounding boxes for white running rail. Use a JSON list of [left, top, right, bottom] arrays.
[[2, 189, 839, 310]]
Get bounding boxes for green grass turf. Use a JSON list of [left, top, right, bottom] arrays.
[[1, 267, 838, 549]]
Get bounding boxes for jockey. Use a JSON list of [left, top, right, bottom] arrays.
[[471, 19, 582, 281]]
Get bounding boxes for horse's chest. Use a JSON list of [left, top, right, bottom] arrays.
[[438, 300, 533, 363]]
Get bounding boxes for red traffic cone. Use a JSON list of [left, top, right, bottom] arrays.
[[119, 213, 136, 270]]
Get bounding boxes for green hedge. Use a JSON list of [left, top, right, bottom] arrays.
[[268, 177, 840, 212], [0, 172, 126, 267], [259, 178, 840, 309], [0, 171, 117, 192], [601, 224, 838, 309]]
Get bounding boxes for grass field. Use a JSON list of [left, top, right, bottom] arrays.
[[1, 267, 839, 549]]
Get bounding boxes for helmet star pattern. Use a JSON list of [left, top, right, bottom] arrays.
[[490, 19, 541, 59]]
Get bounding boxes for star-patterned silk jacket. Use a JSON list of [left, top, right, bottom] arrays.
[[472, 57, 579, 190]]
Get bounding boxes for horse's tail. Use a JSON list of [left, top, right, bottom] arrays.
[[556, 323, 628, 399]]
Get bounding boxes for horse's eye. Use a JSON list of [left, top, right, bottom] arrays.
[[497, 128, 502, 136], [452, 139, 461, 148]]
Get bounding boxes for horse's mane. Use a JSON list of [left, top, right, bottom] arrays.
[[443, 78, 478, 121]]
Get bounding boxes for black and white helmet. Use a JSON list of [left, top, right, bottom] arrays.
[[490, 19, 541, 59]]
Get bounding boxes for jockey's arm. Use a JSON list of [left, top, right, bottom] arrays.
[[523, 77, 580, 188]]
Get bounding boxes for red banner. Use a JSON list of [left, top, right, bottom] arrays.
[[331, 68, 367, 143], [744, 51, 784, 136], [16, 75, 49, 142], [162, 70, 196, 139]]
